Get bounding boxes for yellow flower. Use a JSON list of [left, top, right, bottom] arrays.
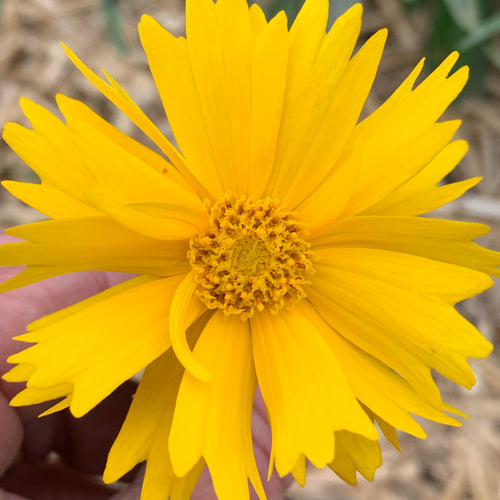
[[0, 0, 497, 497]]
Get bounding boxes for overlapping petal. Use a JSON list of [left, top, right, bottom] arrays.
[[61, 45, 211, 200], [328, 431, 382, 485], [5, 274, 193, 417], [271, 8, 386, 207], [169, 312, 265, 500], [301, 298, 464, 435], [309, 216, 500, 276], [251, 306, 377, 477], [298, 52, 469, 229], [0, 217, 190, 293], [308, 259, 492, 395], [2, 98, 98, 217], [104, 341, 205, 500]]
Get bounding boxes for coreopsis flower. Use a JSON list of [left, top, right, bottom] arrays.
[[1, 0, 497, 498]]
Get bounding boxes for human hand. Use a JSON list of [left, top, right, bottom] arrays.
[[0, 236, 290, 500]]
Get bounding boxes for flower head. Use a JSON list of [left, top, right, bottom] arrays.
[[1, 0, 497, 498]]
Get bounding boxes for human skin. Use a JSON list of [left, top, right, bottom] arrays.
[[0, 235, 290, 500]]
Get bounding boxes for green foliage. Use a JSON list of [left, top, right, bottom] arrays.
[[262, 0, 357, 27], [100, 0, 128, 55], [405, 0, 500, 97], [263, 0, 500, 98], [264, 0, 305, 26]]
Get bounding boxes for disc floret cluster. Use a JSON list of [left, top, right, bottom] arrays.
[[188, 194, 314, 319]]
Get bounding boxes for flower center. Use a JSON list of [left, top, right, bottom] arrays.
[[188, 193, 314, 320]]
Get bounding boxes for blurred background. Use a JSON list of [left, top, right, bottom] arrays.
[[1, 0, 500, 498]]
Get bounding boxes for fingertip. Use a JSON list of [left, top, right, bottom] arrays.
[[0, 391, 23, 477], [0, 488, 27, 500]]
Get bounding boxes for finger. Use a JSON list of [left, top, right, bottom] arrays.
[[189, 388, 292, 500], [0, 267, 134, 400], [109, 466, 144, 500], [52, 381, 137, 475], [252, 388, 293, 500], [0, 463, 114, 500], [0, 488, 27, 500], [17, 381, 136, 476], [0, 392, 22, 477], [110, 483, 142, 500]]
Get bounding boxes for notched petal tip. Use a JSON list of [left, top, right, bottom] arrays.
[[443, 402, 468, 420]]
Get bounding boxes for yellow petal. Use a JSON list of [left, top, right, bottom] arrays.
[[105, 346, 204, 500], [183, 0, 256, 195], [0, 266, 67, 294], [341, 57, 468, 217], [169, 311, 265, 500], [0, 217, 189, 293], [288, 0, 329, 80], [149, 1, 289, 198], [138, 15, 223, 198], [313, 246, 493, 304], [329, 430, 382, 485], [249, 2, 268, 34], [169, 272, 212, 382], [251, 305, 377, 477], [7, 275, 189, 417], [247, 10, 289, 197], [9, 383, 72, 407], [39, 395, 72, 417], [345, 119, 461, 215], [257, 0, 329, 199], [281, 19, 387, 208], [3, 98, 94, 199], [2, 180, 100, 219], [302, 298, 461, 435], [308, 263, 492, 392], [289, 455, 306, 488], [268, 4, 372, 204], [307, 284, 440, 405], [3, 363, 35, 383], [344, 120, 463, 217], [364, 140, 470, 215], [300, 118, 461, 231], [309, 216, 500, 277], [61, 44, 210, 200], [55, 95, 207, 240], [367, 177, 480, 217], [364, 406, 401, 451], [55, 93, 187, 186], [301, 52, 468, 227], [356, 52, 462, 139]]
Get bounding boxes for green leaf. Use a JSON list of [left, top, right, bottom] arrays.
[[425, 0, 487, 97], [481, 42, 500, 69], [442, 0, 481, 32], [265, 0, 305, 26], [456, 11, 500, 51], [401, 0, 429, 12], [328, 0, 358, 26], [100, 0, 128, 55]]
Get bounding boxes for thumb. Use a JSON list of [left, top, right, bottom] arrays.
[[110, 466, 144, 500], [0, 489, 27, 500], [0, 392, 22, 477]]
